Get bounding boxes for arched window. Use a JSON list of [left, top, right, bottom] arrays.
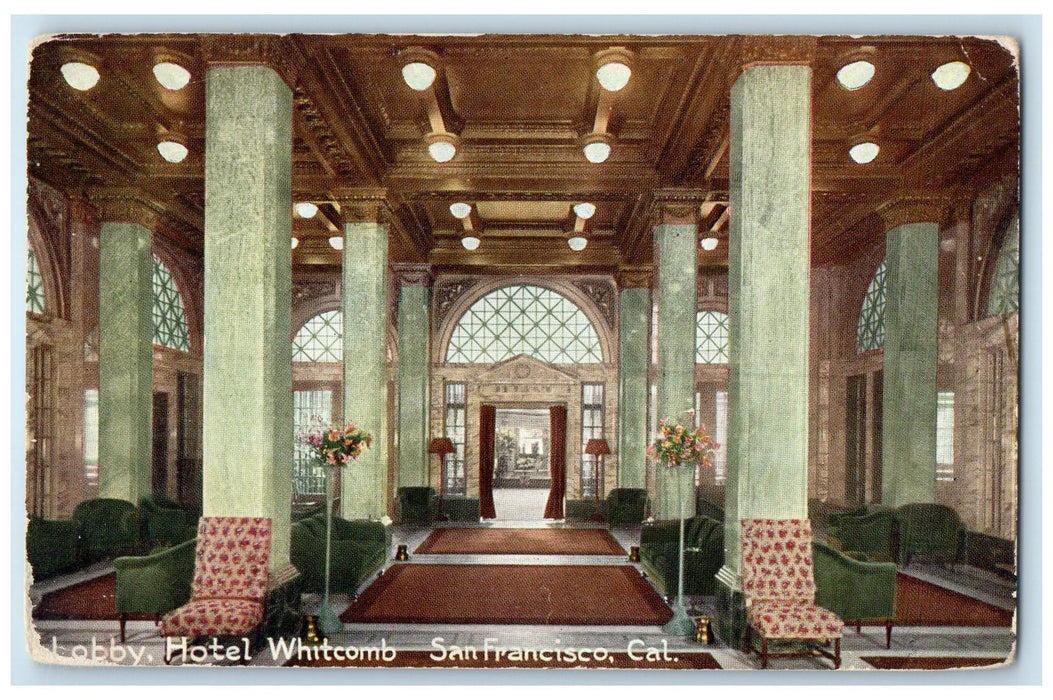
[[26, 246, 46, 314], [987, 214, 1020, 317], [696, 310, 729, 364], [857, 259, 887, 354], [293, 310, 343, 362], [152, 255, 190, 351], [446, 285, 602, 364]]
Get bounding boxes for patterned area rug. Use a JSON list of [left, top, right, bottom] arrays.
[[414, 527, 626, 555], [285, 648, 721, 669], [341, 563, 672, 625], [861, 656, 1008, 670], [32, 573, 154, 621], [897, 574, 1014, 626]]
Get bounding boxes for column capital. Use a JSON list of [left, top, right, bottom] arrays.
[[87, 189, 162, 230], [737, 36, 818, 71], [332, 187, 391, 225], [616, 265, 653, 289], [876, 196, 946, 232], [201, 34, 302, 87], [651, 189, 705, 228], [393, 262, 433, 288]]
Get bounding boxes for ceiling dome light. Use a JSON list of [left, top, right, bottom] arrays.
[[573, 202, 596, 219], [836, 60, 875, 90], [849, 142, 880, 164], [461, 235, 481, 251], [291, 237, 299, 250], [60, 62, 100, 90], [582, 133, 612, 164], [157, 140, 188, 163], [449, 202, 472, 219], [295, 202, 318, 218], [567, 236, 588, 252], [931, 61, 971, 91], [152, 62, 191, 90], [700, 237, 719, 251], [426, 133, 459, 163], [328, 236, 344, 251], [401, 61, 437, 91], [596, 61, 632, 92]]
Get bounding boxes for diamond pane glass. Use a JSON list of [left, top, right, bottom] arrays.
[[152, 255, 190, 351], [987, 215, 1020, 316], [27, 246, 45, 314], [443, 383, 467, 495], [293, 390, 331, 495], [856, 260, 887, 354], [446, 285, 602, 364], [696, 311, 728, 364], [293, 310, 343, 362], [581, 383, 604, 497]]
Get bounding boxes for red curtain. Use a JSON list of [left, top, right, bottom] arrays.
[[544, 405, 567, 519], [479, 404, 497, 519]]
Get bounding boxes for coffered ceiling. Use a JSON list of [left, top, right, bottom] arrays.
[[26, 33, 1019, 274]]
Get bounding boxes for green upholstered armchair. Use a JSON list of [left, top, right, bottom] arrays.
[[825, 505, 896, 562], [894, 503, 964, 567], [138, 497, 191, 547], [813, 541, 897, 648], [290, 514, 389, 595], [114, 538, 197, 642], [825, 503, 886, 530], [71, 498, 141, 561], [26, 517, 80, 580], [639, 515, 724, 596], [605, 488, 647, 525], [396, 486, 439, 524]]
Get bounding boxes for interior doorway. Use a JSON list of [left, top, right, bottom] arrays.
[[492, 408, 552, 520]]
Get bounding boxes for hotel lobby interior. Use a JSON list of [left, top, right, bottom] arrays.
[[22, 31, 1021, 673]]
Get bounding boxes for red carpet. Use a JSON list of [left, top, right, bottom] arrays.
[[342, 564, 673, 626], [32, 573, 153, 621], [286, 648, 720, 669], [861, 656, 1008, 670], [415, 527, 626, 555], [897, 574, 1014, 626]]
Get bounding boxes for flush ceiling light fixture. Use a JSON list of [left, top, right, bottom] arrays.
[[399, 47, 440, 91], [594, 48, 634, 92], [295, 202, 319, 218], [426, 132, 459, 163], [449, 202, 472, 219], [836, 60, 876, 90], [931, 61, 971, 91], [582, 133, 612, 164], [60, 62, 100, 90], [849, 141, 880, 164], [291, 237, 299, 250], [152, 62, 191, 90], [461, 234, 481, 251], [157, 140, 188, 163], [573, 202, 596, 219], [700, 237, 719, 251], [328, 236, 344, 251], [568, 235, 588, 252]]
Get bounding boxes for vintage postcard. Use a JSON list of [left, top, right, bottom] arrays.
[[19, 22, 1023, 678]]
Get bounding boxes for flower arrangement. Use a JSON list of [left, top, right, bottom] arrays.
[[646, 409, 718, 468], [298, 418, 372, 467]]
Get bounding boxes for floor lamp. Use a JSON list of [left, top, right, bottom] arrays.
[[429, 437, 455, 522], [585, 438, 610, 524]]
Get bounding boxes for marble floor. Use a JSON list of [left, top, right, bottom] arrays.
[[27, 519, 1017, 672]]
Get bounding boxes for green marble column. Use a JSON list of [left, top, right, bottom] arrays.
[[882, 222, 939, 506], [201, 65, 293, 569], [716, 65, 811, 647], [342, 219, 389, 519], [397, 273, 430, 487], [617, 285, 650, 490], [653, 222, 698, 519], [98, 218, 153, 504]]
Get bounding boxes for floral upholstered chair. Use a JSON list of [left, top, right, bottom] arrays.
[[161, 516, 272, 662], [740, 518, 843, 669]]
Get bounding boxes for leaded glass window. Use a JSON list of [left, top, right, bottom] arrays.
[[293, 310, 343, 362], [581, 383, 604, 497], [27, 246, 45, 314], [857, 260, 887, 353], [714, 390, 728, 485], [987, 215, 1020, 316], [152, 255, 190, 351], [443, 383, 467, 495], [696, 311, 729, 364], [936, 391, 955, 481], [84, 389, 99, 489], [446, 285, 602, 364], [293, 390, 331, 495]]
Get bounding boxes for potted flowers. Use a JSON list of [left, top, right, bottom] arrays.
[[646, 409, 717, 636]]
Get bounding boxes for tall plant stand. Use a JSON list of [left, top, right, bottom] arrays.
[[662, 462, 695, 636], [318, 463, 342, 637]]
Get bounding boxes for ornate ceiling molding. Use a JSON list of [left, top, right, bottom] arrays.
[[332, 187, 390, 224], [615, 265, 652, 290], [87, 188, 164, 230], [393, 262, 434, 287]]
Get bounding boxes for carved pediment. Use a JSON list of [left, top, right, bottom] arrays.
[[477, 354, 578, 385]]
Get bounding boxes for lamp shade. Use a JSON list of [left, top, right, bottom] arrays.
[[429, 437, 456, 455], [585, 438, 611, 456]]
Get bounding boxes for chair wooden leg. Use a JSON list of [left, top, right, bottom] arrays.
[[886, 623, 893, 649], [856, 624, 861, 634], [119, 614, 126, 643], [834, 638, 841, 669], [761, 636, 768, 669]]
